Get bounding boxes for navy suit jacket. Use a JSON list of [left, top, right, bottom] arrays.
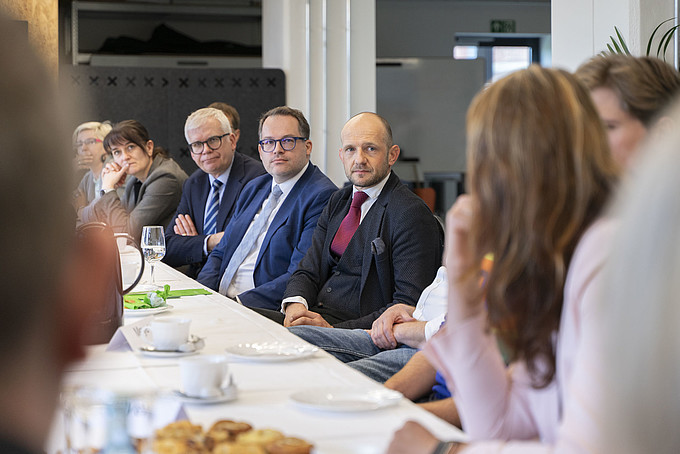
[[197, 163, 337, 310], [164, 152, 265, 278]]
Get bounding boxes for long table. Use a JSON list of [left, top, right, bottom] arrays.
[[48, 262, 466, 453]]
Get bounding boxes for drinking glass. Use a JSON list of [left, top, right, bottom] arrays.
[[141, 226, 165, 289]]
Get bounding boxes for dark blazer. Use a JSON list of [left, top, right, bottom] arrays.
[[197, 163, 337, 310], [283, 172, 443, 329], [80, 155, 188, 243], [164, 152, 265, 277]]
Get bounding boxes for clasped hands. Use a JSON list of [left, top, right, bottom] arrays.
[[101, 161, 128, 191]]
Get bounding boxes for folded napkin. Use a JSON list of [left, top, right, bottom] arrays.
[[124, 289, 212, 309]]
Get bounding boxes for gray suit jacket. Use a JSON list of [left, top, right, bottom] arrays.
[[79, 155, 188, 242], [283, 172, 443, 329]]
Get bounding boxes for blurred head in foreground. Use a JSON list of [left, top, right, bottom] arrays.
[[598, 97, 680, 454], [576, 54, 680, 169], [0, 13, 113, 452]]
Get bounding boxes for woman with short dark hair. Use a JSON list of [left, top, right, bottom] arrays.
[[79, 120, 188, 242]]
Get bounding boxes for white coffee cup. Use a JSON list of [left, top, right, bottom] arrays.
[[143, 317, 191, 351], [179, 355, 229, 398]]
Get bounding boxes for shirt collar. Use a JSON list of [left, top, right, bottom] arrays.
[[274, 162, 309, 197], [353, 171, 391, 200], [207, 162, 233, 187]]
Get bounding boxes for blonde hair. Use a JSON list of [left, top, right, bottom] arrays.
[[72, 121, 112, 144], [466, 65, 619, 386]]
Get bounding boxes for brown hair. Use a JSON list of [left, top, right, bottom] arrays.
[[466, 65, 619, 387], [576, 55, 680, 127], [208, 102, 240, 131], [104, 120, 166, 158], [258, 106, 310, 139]]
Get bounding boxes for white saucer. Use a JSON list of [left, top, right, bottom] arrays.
[[290, 388, 402, 412], [173, 384, 238, 405], [224, 341, 318, 362], [124, 304, 173, 317], [138, 335, 205, 357]]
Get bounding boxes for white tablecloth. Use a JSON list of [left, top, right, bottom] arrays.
[[49, 262, 466, 453]]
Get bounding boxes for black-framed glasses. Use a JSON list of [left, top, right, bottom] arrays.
[[189, 133, 230, 154], [258, 137, 307, 153]]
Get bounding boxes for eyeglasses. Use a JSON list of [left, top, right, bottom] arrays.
[[75, 138, 102, 150], [258, 137, 307, 153], [189, 133, 230, 154]]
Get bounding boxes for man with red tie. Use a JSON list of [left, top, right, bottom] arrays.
[[269, 112, 443, 329]]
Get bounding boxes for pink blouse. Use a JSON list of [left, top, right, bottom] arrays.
[[423, 219, 616, 453]]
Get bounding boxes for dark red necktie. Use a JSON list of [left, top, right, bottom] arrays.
[[331, 191, 369, 257]]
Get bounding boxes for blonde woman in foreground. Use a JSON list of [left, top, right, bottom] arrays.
[[387, 65, 619, 453]]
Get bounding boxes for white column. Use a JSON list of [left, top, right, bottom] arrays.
[[552, 0, 675, 71], [263, 0, 376, 187]]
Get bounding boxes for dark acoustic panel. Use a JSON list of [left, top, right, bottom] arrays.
[[62, 66, 285, 174]]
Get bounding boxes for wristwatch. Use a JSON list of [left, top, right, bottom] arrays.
[[100, 188, 116, 196]]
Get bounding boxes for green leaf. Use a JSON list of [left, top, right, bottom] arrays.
[[648, 17, 676, 56], [614, 26, 631, 54], [658, 25, 679, 60]]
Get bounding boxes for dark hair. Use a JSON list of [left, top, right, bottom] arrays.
[[208, 102, 240, 130], [576, 55, 680, 127], [104, 120, 166, 158], [258, 106, 310, 139]]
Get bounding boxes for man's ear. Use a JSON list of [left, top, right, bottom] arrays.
[[54, 231, 118, 365]]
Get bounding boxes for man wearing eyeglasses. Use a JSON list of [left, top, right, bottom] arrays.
[[164, 107, 266, 278], [197, 106, 337, 310]]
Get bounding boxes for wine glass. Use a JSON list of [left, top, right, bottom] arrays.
[[141, 226, 165, 290]]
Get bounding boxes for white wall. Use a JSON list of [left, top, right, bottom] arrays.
[[552, 0, 676, 71], [263, 0, 376, 186], [377, 0, 551, 58]]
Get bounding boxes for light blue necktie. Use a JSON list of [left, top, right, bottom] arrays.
[[204, 179, 223, 235], [218, 185, 283, 295]]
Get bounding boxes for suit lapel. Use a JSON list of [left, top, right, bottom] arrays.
[[255, 164, 313, 269], [358, 173, 398, 293], [194, 172, 210, 233], [217, 154, 244, 231]]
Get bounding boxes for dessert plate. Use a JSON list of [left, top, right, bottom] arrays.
[[124, 304, 173, 317], [290, 388, 402, 412], [224, 341, 318, 362]]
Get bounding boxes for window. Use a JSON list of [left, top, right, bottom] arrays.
[[454, 36, 541, 82]]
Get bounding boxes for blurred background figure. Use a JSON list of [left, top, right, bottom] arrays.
[[72, 121, 114, 215], [79, 119, 188, 242], [209, 101, 242, 147], [575, 54, 680, 169], [0, 12, 114, 454], [387, 65, 619, 453], [594, 98, 680, 454]]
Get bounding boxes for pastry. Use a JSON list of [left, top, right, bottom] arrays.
[[205, 420, 253, 450], [266, 437, 314, 454], [212, 442, 266, 454], [235, 429, 284, 447]]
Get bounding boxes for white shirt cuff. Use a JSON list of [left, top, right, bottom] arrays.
[[424, 314, 446, 341], [281, 296, 308, 314]]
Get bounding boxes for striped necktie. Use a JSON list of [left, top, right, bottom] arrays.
[[204, 179, 224, 235], [218, 185, 283, 295]]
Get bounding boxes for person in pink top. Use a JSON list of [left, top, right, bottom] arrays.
[[386, 65, 619, 453]]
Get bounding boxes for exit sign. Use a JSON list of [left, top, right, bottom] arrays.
[[491, 20, 516, 33]]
